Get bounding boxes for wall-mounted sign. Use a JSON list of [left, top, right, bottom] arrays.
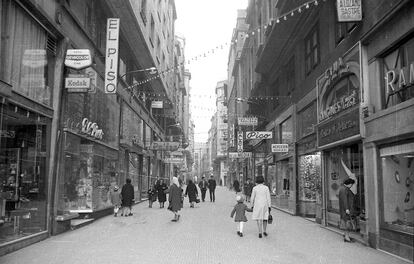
[[271, 144, 289, 153], [245, 131, 273, 139], [237, 131, 243, 152], [318, 108, 360, 147], [65, 77, 91, 92], [85, 67, 97, 94], [64, 49, 92, 70], [384, 61, 414, 108], [238, 117, 258, 126], [0, 130, 15, 138], [229, 152, 252, 159], [336, 0, 362, 22], [81, 118, 104, 140], [319, 90, 358, 121], [164, 157, 184, 164], [151, 101, 163, 108], [104, 18, 120, 94], [149, 141, 180, 151]]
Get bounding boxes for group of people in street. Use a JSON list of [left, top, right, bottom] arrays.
[[110, 178, 134, 217]]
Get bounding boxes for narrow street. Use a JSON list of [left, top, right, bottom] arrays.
[[0, 187, 407, 264]]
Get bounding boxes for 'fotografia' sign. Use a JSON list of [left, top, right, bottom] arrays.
[[337, 0, 362, 22]]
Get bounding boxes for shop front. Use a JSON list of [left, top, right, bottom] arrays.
[[57, 72, 120, 217], [363, 19, 414, 260], [316, 45, 366, 236]]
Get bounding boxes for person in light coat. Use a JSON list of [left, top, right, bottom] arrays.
[[251, 176, 271, 238]]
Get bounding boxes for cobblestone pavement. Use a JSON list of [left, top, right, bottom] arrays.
[[0, 186, 409, 264]]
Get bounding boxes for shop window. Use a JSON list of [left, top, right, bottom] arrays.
[[0, 1, 55, 106], [326, 143, 365, 217], [280, 117, 293, 144], [298, 102, 317, 139], [305, 25, 320, 75], [298, 154, 321, 202], [380, 143, 414, 233], [276, 158, 293, 198], [382, 37, 414, 109], [0, 107, 49, 243]]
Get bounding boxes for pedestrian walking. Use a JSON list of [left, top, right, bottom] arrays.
[[168, 177, 182, 222], [208, 175, 217, 202], [120, 178, 134, 217], [185, 179, 199, 208], [147, 183, 157, 208], [230, 195, 253, 237], [156, 178, 168, 208], [198, 176, 208, 202], [244, 178, 254, 203], [251, 176, 271, 238], [233, 179, 241, 193], [339, 178, 355, 242], [110, 185, 121, 217]]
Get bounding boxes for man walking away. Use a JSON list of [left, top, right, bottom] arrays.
[[208, 175, 217, 202], [198, 176, 208, 202]]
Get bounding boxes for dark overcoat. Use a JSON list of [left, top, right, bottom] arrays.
[[185, 182, 198, 202], [168, 184, 182, 212], [338, 185, 354, 220], [121, 183, 134, 207], [156, 182, 168, 202]]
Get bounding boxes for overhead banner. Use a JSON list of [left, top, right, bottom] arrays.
[[336, 0, 362, 22], [105, 18, 120, 94], [149, 141, 180, 151], [245, 131, 272, 139]]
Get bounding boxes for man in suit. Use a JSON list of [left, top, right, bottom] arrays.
[[208, 176, 217, 202], [198, 176, 208, 202]]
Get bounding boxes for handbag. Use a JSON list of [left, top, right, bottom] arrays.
[[195, 198, 200, 203], [268, 213, 273, 224]]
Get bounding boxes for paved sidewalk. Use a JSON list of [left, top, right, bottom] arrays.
[[0, 187, 409, 264]]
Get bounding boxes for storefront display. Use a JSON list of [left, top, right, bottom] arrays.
[[380, 144, 414, 233], [0, 104, 49, 244], [298, 154, 321, 217], [275, 158, 293, 210]]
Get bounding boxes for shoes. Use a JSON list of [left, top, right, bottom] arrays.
[[171, 218, 177, 222], [121, 214, 123, 216], [128, 213, 133, 216], [263, 232, 268, 237], [259, 233, 262, 238], [240, 233, 243, 237], [237, 231, 241, 235], [114, 213, 117, 217]]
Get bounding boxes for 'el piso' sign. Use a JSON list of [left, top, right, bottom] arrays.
[[245, 131, 272, 139]]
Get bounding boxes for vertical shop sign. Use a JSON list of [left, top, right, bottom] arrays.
[[104, 18, 120, 94], [237, 131, 243, 152]]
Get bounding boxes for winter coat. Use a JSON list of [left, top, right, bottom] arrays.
[[251, 183, 271, 220], [231, 202, 253, 222], [244, 182, 254, 197], [121, 183, 134, 207], [156, 182, 168, 202], [110, 190, 121, 207], [208, 179, 216, 190], [185, 182, 198, 202], [198, 179, 208, 190], [338, 185, 354, 220], [168, 184, 182, 212], [233, 180, 240, 192], [148, 188, 157, 202]]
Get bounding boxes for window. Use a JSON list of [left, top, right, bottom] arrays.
[[286, 56, 295, 95], [335, 22, 356, 44], [0, 1, 55, 106], [268, 0, 272, 19], [280, 117, 293, 144], [150, 15, 155, 47], [305, 25, 320, 75]]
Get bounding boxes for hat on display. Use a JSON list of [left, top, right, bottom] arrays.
[[343, 178, 355, 185]]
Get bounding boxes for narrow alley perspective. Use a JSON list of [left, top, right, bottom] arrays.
[[0, 187, 408, 264]]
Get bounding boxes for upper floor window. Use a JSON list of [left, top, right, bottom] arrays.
[[0, 1, 55, 106], [286, 56, 295, 95], [335, 22, 356, 44], [305, 25, 320, 75], [140, 0, 147, 24]]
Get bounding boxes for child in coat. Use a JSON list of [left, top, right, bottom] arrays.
[[230, 195, 253, 237], [110, 186, 121, 217], [147, 184, 157, 208]]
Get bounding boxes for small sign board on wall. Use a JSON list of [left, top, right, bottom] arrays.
[[64, 49, 92, 70], [151, 101, 164, 108], [271, 144, 289, 153], [238, 117, 258, 126], [336, 0, 362, 22]]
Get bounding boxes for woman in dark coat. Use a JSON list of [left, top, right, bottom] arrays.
[[121, 178, 134, 216], [156, 179, 168, 208], [185, 179, 198, 208], [168, 177, 182, 222], [339, 178, 355, 242], [233, 179, 241, 193]]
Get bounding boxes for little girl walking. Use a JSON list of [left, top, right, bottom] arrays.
[[230, 195, 253, 237]]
